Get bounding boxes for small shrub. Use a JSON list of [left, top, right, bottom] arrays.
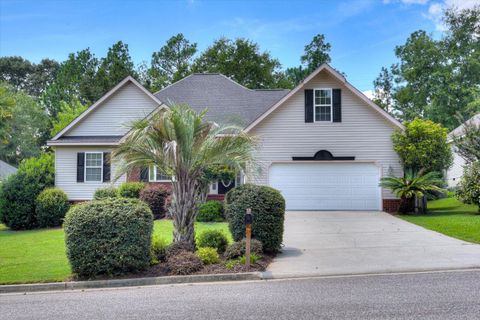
[[225, 184, 285, 253], [151, 236, 169, 264], [196, 247, 220, 265], [225, 259, 238, 270], [167, 250, 203, 275], [93, 186, 118, 200], [166, 241, 193, 258], [0, 153, 54, 230], [457, 161, 480, 213], [196, 201, 224, 222], [140, 185, 169, 218], [224, 239, 263, 260], [239, 253, 260, 265], [117, 182, 145, 198], [35, 188, 70, 227], [64, 198, 153, 277], [196, 230, 229, 253]]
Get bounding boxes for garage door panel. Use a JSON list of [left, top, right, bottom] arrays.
[[269, 163, 381, 211]]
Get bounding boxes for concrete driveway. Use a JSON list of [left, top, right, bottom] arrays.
[[265, 211, 480, 278]]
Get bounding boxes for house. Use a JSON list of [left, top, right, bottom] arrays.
[[0, 160, 17, 181], [446, 113, 480, 188], [47, 64, 404, 212]]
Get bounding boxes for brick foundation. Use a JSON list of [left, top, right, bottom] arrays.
[[383, 199, 401, 213], [207, 194, 225, 201]]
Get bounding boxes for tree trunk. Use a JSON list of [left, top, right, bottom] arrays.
[[170, 173, 200, 251], [399, 196, 415, 214]]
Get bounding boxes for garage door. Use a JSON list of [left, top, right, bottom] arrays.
[[269, 162, 381, 211]]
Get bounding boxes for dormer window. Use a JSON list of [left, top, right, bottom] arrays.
[[314, 89, 332, 122]]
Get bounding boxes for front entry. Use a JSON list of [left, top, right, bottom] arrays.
[[217, 178, 236, 195]]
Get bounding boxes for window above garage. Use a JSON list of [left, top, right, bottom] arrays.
[[314, 89, 332, 122]]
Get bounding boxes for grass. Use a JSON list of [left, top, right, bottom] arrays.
[[400, 196, 480, 244], [0, 220, 231, 285]]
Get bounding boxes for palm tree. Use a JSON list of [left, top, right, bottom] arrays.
[[379, 169, 445, 214], [113, 103, 255, 249]]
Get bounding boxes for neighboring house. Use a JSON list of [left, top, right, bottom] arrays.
[[47, 64, 404, 212], [446, 113, 480, 188], [0, 160, 17, 181]]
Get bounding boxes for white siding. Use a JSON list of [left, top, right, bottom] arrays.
[[55, 147, 126, 200], [446, 146, 466, 188], [248, 71, 402, 199], [66, 82, 159, 136]]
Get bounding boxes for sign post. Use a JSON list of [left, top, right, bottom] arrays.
[[245, 208, 252, 270]]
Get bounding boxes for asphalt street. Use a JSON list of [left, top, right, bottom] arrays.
[[1, 270, 480, 320]]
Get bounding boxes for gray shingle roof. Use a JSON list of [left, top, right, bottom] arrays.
[[448, 113, 480, 139], [49, 136, 123, 144], [154, 74, 290, 127]]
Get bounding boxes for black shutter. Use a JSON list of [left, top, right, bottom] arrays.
[[332, 89, 342, 122], [77, 152, 85, 183], [140, 167, 149, 182], [304, 89, 313, 123], [103, 152, 111, 182]]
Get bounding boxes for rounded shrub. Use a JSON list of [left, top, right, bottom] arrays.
[[0, 153, 54, 230], [167, 250, 203, 275], [93, 186, 118, 200], [196, 230, 229, 253], [117, 182, 145, 198], [64, 198, 153, 277], [140, 185, 169, 218], [151, 236, 169, 264], [196, 201, 224, 222], [224, 239, 263, 260], [196, 247, 220, 265], [35, 188, 70, 228], [225, 184, 285, 253], [457, 161, 480, 213]]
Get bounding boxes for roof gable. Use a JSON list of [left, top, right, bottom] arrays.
[[244, 64, 404, 132], [52, 76, 163, 140]]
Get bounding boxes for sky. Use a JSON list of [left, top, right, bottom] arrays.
[[0, 0, 477, 93]]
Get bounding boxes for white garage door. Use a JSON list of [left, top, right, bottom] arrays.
[[269, 162, 381, 211]]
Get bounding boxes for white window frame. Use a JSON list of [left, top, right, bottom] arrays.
[[313, 88, 333, 122], [84, 152, 103, 183], [148, 166, 171, 182]]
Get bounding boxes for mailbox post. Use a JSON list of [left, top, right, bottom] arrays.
[[245, 208, 252, 269]]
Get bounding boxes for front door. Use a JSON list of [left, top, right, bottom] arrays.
[[218, 179, 235, 195]]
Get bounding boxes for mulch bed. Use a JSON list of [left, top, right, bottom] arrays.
[[71, 254, 273, 282]]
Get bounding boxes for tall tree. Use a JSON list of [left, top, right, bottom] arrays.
[[42, 48, 100, 118], [0, 84, 49, 165], [373, 67, 395, 113], [193, 38, 281, 89], [149, 34, 197, 91], [375, 6, 480, 129], [285, 34, 332, 86], [96, 41, 137, 92], [50, 100, 87, 137]]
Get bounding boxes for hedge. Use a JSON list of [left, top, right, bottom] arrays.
[[64, 198, 153, 277], [93, 186, 118, 200], [139, 184, 169, 218], [117, 182, 145, 198], [225, 184, 285, 253], [197, 200, 223, 222], [35, 188, 70, 228]]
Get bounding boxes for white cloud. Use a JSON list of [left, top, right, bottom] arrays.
[[425, 0, 479, 30], [383, 0, 429, 4]]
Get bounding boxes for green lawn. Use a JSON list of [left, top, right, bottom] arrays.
[[400, 196, 480, 244], [0, 220, 231, 284]]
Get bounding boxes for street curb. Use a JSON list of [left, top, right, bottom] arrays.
[[0, 272, 262, 294]]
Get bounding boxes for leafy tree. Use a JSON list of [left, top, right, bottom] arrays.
[[0, 84, 49, 165], [96, 41, 137, 93], [392, 118, 453, 173], [193, 37, 281, 89], [50, 100, 87, 137], [452, 116, 480, 163], [113, 103, 255, 249], [0, 84, 15, 145], [149, 33, 197, 91], [285, 34, 331, 86], [42, 48, 100, 117], [376, 6, 480, 129], [373, 66, 395, 113], [379, 169, 445, 214], [0, 57, 59, 97]]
